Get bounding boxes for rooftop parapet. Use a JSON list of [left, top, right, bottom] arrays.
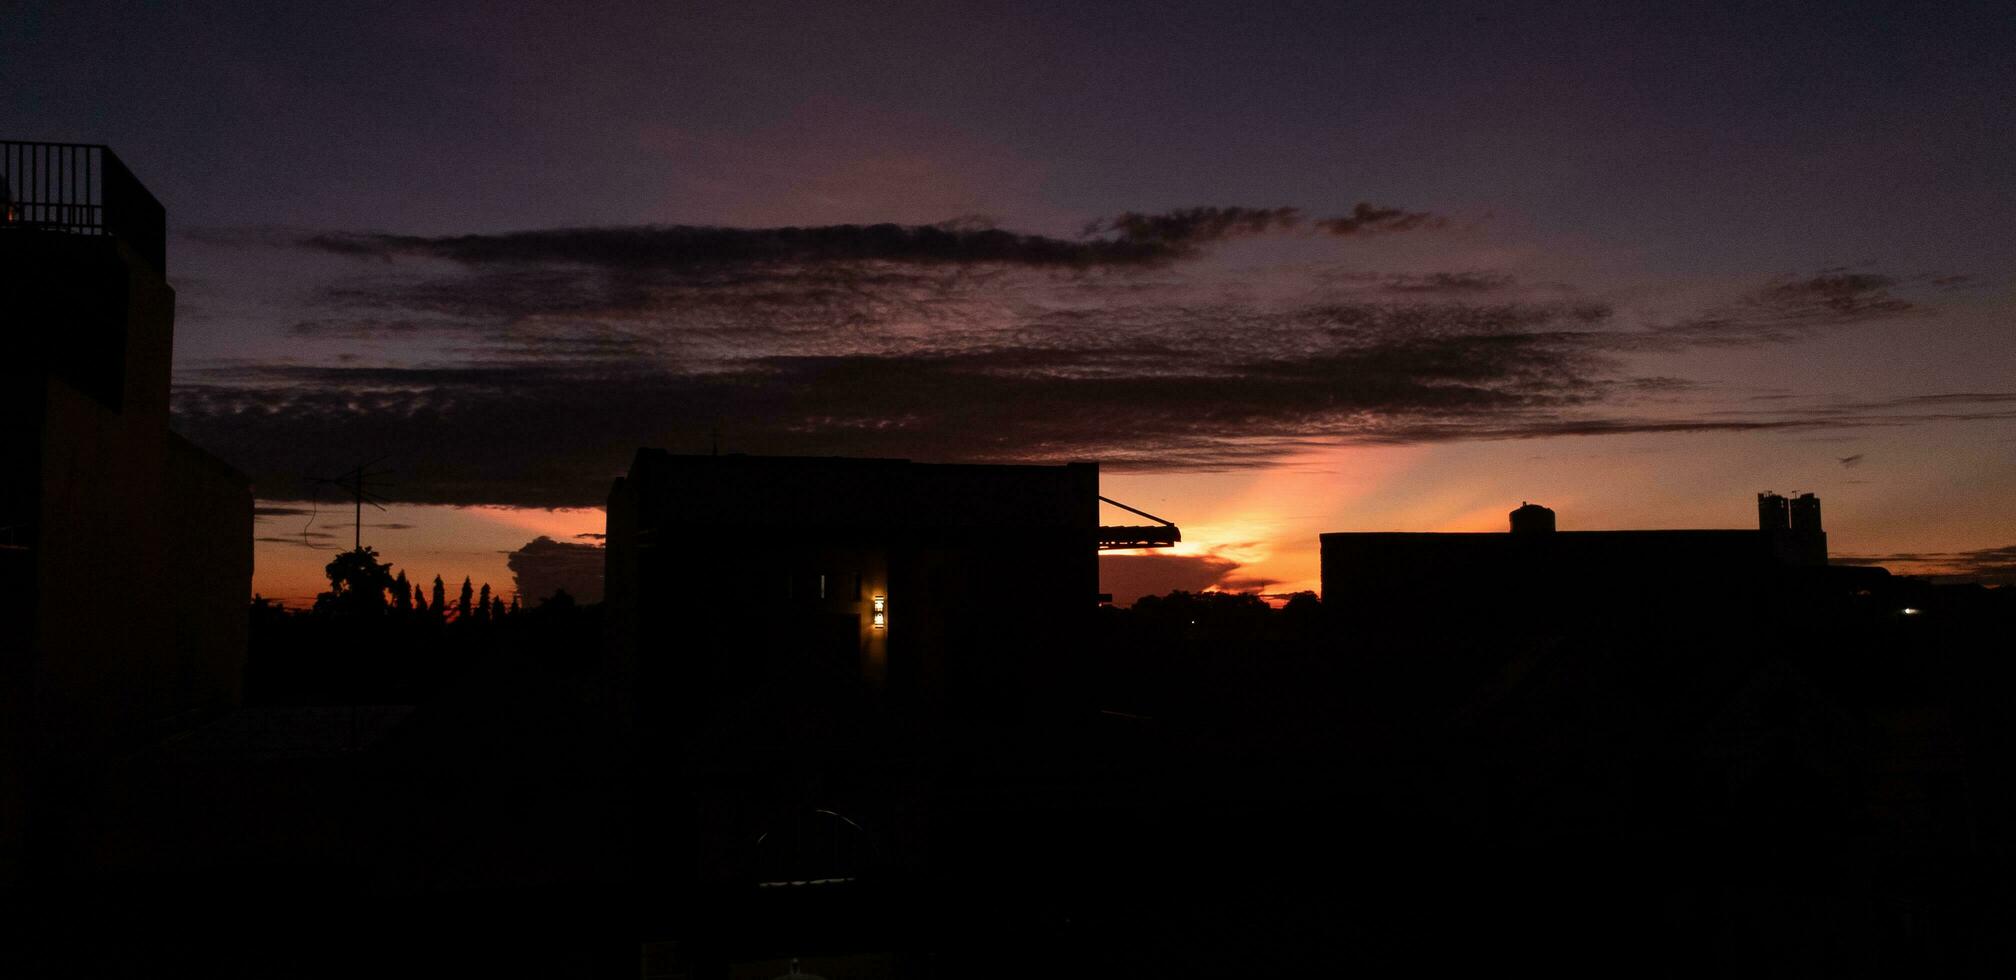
[[2, 141, 166, 275]]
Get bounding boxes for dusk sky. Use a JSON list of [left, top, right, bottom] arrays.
[[9, 1, 2013, 605]]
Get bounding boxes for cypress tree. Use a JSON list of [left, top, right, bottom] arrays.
[[457, 577, 474, 622]]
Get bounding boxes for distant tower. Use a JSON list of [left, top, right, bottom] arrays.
[[1757, 492, 1790, 532], [1788, 492, 1826, 566], [1509, 501, 1556, 534], [1789, 492, 1821, 534]]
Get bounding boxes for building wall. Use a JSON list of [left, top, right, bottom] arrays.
[[2, 232, 252, 883], [1319, 528, 1812, 630], [605, 452, 1100, 884], [608, 453, 1098, 723], [165, 432, 253, 713], [28, 237, 180, 763]]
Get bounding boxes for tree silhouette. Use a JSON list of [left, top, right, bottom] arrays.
[[431, 575, 447, 618], [314, 546, 396, 617], [457, 576, 474, 622], [477, 583, 492, 623], [393, 570, 412, 613]]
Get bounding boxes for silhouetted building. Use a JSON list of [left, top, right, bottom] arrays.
[[1509, 501, 1556, 535], [606, 453, 1116, 722], [1789, 492, 1821, 533], [1757, 491, 1787, 531], [1320, 494, 1829, 630], [605, 451, 1176, 884], [2, 142, 252, 882]]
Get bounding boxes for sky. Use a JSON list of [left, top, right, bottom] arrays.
[[7, 0, 2013, 605]]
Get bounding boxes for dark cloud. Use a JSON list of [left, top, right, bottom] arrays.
[[301, 221, 1182, 270], [172, 330, 2016, 510], [260, 207, 1455, 352], [296, 262, 970, 343], [1313, 202, 1448, 235], [505, 536, 605, 603], [1081, 206, 1303, 247], [1838, 454, 1864, 467], [1379, 271, 1517, 294], [1645, 272, 1931, 347], [288, 205, 1444, 304], [1080, 203, 1445, 251], [179, 214, 1984, 509], [1099, 553, 1242, 607], [253, 505, 313, 517], [170, 298, 1628, 507], [255, 531, 338, 548], [1834, 545, 2016, 588]]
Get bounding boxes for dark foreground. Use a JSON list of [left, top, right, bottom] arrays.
[[12, 588, 2016, 977]]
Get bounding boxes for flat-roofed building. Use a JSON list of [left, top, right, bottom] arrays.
[[606, 452, 1105, 727], [1320, 495, 1828, 633], [605, 451, 1183, 885], [2, 142, 252, 882]]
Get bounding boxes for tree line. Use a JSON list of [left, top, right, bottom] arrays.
[[246, 545, 596, 705], [254, 545, 578, 622]]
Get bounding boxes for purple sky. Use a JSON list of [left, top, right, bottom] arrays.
[[8, 1, 2013, 602]]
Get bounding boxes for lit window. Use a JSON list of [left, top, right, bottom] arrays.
[[872, 595, 887, 629]]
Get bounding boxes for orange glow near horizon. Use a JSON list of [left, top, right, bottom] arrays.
[[252, 503, 604, 608], [253, 425, 2014, 608], [1098, 425, 2016, 601]]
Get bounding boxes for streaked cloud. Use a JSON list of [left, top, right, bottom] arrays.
[[1312, 202, 1448, 235], [174, 211, 1985, 509], [294, 202, 1438, 273], [1834, 545, 2016, 587], [1641, 271, 1940, 348]]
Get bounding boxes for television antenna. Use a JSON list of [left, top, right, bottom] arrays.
[[307, 456, 395, 551]]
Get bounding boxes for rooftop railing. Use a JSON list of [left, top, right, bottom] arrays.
[[1, 141, 167, 275]]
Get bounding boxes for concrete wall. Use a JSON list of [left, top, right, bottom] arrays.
[[2, 233, 252, 884], [28, 237, 180, 765], [165, 432, 253, 714]]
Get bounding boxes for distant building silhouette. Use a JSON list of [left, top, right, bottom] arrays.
[[1509, 501, 1556, 535], [605, 453, 1130, 718], [1758, 490, 1791, 532], [1, 142, 252, 882], [1789, 491, 1824, 554], [604, 451, 1175, 884], [1320, 494, 1830, 630]]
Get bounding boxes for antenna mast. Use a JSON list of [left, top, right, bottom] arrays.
[[309, 457, 394, 551]]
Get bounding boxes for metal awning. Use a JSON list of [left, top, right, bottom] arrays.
[[1098, 496, 1180, 550]]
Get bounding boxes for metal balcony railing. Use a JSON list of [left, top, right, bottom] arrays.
[[1, 140, 167, 275]]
